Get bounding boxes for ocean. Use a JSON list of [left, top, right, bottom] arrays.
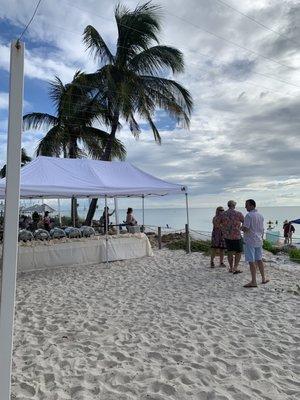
[[73, 206, 300, 236]]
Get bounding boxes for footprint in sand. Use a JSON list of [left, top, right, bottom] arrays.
[[150, 381, 177, 396], [19, 382, 36, 397], [110, 351, 127, 361], [244, 367, 261, 381], [160, 367, 179, 381]]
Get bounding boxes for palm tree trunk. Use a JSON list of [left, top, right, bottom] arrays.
[[85, 119, 118, 226]]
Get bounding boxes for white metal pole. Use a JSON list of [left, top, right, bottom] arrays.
[[0, 40, 24, 400], [105, 195, 109, 266], [57, 198, 62, 225], [185, 192, 191, 253], [114, 197, 119, 234], [72, 196, 75, 226], [142, 195, 145, 231]]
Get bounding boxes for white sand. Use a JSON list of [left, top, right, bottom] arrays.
[[11, 249, 300, 400]]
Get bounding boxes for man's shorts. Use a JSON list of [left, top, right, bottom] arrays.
[[225, 238, 243, 253], [244, 243, 263, 262]]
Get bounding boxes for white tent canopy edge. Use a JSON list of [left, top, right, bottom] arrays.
[[0, 156, 187, 198]]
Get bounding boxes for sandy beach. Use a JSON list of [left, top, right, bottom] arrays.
[[11, 249, 300, 400]]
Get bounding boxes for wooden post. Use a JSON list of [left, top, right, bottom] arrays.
[[185, 193, 191, 253], [185, 223, 191, 253], [158, 226, 162, 249], [0, 40, 24, 400]]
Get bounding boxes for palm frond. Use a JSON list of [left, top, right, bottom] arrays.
[[82, 127, 126, 160], [115, 2, 162, 64], [83, 25, 114, 64], [36, 126, 64, 157], [144, 111, 161, 144], [129, 46, 184, 74], [128, 113, 141, 139], [21, 148, 32, 164], [23, 113, 58, 130], [141, 75, 193, 126], [49, 76, 66, 114]]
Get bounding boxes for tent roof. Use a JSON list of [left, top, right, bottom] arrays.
[[0, 156, 187, 198]]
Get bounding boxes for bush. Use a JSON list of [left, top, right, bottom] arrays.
[[289, 248, 300, 264], [263, 240, 281, 255], [167, 239, 211, 255]]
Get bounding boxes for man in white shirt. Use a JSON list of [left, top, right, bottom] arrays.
[[242, 199, 269, 288]]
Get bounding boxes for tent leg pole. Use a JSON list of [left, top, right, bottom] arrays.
[[142, 195, 145, 232], [72, 196, 75, 227], [0, 40, 24, 400], [105, 195, 109, 267], [57, 198, 62, 226], [185, 193, 191, 253], [114, 197, 119, 234]]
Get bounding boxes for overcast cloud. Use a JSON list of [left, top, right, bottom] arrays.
[[0, 0, 299, 207]]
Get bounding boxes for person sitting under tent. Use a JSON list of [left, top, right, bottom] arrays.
[[125, 208, 138, 231], [43, 211, 51, 231], [31, 211, 40, 231]]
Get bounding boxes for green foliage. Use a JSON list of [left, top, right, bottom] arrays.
[[263, 240, 281, 255], [81, 2, 193, 146], [167, 239, 211, 255], [0, 148, 31, 178], [23, 73, 126, 160], [289, 248, 300, 264]]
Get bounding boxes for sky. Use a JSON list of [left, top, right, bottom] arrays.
[[0, 0, 300, 210]]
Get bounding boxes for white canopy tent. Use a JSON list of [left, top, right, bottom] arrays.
[[0, 156, 187, 198], [0, 156, 190, 400]]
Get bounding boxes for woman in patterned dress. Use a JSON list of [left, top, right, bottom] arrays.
[[210, 206, 226, 268]]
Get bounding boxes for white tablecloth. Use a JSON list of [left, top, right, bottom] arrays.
[[1, 233, 153, 273]]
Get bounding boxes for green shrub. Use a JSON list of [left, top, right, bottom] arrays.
[[289, 248, 300, 264], [263, 240, 281, 255], [167, 239, 211, 255]]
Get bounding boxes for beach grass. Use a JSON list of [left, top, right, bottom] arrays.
[[263, 240, 281, 255], [289, 248, 300, 264], [166, 239, 211, 254]]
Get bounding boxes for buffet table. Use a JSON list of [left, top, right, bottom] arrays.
[[0, 233, 153, 273]]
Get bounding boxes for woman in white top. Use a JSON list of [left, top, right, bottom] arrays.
[[126, 208, 138, 226]]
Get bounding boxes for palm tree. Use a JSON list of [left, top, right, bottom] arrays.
[[0, 148, 32, 178], [23, 72, 126, 160], [82, 2, 193, 224], [23, 72, 126, 224]]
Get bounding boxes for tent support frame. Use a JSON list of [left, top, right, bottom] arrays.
[[105, 195, 109, 266], [142, 195, 145, 232]]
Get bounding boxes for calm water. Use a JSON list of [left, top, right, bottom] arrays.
[[72, 206, 300, 235]]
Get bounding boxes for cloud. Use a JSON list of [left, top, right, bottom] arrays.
[[0, 0, 299, 207], [0, 92, 8, 109]]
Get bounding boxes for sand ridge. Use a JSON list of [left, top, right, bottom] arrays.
[[11, 249, 300, 399]]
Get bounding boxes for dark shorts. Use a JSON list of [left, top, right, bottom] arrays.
[[225, 238, 243, 253]]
